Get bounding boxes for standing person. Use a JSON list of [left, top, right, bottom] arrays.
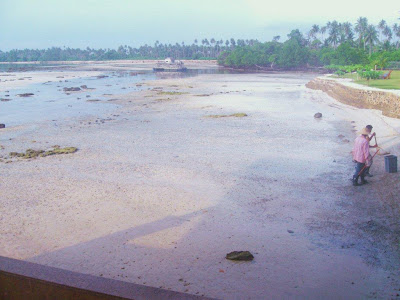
[[352, 128, 372, 186], [365, 125, 378, 177]]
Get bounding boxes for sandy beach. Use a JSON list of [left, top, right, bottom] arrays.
[[1, 63, 399, 299]]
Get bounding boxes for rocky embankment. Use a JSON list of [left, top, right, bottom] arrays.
[[306, 78, 400, 119]]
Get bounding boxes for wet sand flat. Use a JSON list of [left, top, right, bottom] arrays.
[[1, 67, 399, 299]]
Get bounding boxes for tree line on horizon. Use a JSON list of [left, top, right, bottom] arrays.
[[1, 17, 400, 70], [0, 38, 256, 62], [219, 17, 400, 70]]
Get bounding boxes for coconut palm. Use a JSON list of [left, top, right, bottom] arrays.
[[393, 23, 400, 48], [365, 24, 379, 56], [378, 19, 387, 42], [327, 20, 340, 48], [383, 25, 392, 42], [355, 17, 368, 49], [341, 22, 354, 42], [320, 26, 327, 42], [308, 24, 320, 41]]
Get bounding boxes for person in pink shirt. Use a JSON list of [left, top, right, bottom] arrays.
[[352, 128, 373, 186], [364, 124, 378, 177]]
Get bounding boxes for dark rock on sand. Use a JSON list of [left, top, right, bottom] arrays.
[[80, 85, 87, 89], [96, 75, 109, 79], [17, 93, 34, 97], [63, 87, 81, 92], [0, 124, 5, 129], [226, 251, 254, 261], [314, 112, 322, 118], [1, 98, 11, 102]]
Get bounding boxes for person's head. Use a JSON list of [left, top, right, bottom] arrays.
[[366, 125, 373, 133], [360, 128, 369, 136]]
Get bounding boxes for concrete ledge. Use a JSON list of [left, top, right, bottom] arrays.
[[306, 78, 400, 119], [0, 256, 214, 300]]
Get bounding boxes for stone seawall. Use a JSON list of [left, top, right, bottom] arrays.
[[306, 78, 400, 119]]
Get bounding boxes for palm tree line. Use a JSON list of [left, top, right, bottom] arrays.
[[1, 17, 400, 62], [308, 17, 400, 55], [0, 38, 259, 62]]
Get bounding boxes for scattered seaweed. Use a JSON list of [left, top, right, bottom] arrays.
[[157, 91, 188, 96], [63, 87, 81, 92], [206, 113, 248, 118], [8, 146, 78, 160], [17, 93, 34, 97], [195, 94, 211, 97]]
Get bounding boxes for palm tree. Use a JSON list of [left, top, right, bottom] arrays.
[[383, 25, 392, 42], [308, 24, 319, 41], [320, 26, 327, 42], [355, 17, 368, 49], [393, 23, 400, 49], [327, 20, 340, 48], [211, 38, 216, 57], [378, 19, 387, 42], [225, 40, 230, 49], [230, 38, 236, 48], [364, 25, 379, 56], [341, 22, 353, 42]]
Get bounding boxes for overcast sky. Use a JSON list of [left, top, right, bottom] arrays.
[[1, 0, 399, 50]]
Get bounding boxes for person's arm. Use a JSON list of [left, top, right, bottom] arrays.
[[368, 132, 377, 147]]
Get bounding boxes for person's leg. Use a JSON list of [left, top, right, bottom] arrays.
[[360, 165, 369, 184], [365, 160, 373, 177], [353, 162, 364, 186]]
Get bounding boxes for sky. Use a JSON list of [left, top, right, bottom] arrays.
[[0, 0, 399, 51]]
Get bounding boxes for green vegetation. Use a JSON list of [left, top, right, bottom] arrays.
[[9, 146, 78, 159], [0, 38, 250, 62], [1, 17, 398, 68], [344, 70, 400, 89], [218, 17, 400, 70], [206, 113, 248, 118]]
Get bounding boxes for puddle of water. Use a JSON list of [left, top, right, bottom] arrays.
[[0, 71, 155, 126], [0, 68, 241, 127]]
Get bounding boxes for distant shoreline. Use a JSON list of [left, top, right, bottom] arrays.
[[0, 59, 218, 65]]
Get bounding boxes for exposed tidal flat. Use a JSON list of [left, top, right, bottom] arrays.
[[0, 61, 400, 299]]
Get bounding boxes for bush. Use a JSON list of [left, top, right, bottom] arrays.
[[335, 70, 346, 76], [357, 70, 383, 80]]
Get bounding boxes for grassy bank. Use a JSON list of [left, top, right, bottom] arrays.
[[344, 70, 400, 90]]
